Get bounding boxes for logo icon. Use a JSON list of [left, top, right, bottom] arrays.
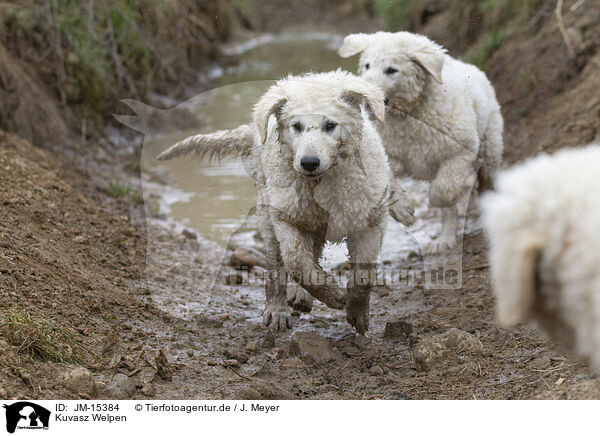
[[3, 402, 50, 434]]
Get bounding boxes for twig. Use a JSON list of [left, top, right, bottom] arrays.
[[223, 361, 252, 381], [555, 0, 576, 57], [570, 0, 586, 12]]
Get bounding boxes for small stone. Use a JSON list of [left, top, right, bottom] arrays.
[[223, 348, 249, 364], [186, 349, 194, 357], [370, 365, 384, 376], [261, 331, 275, 349], [289, 332, 338, 365], [413, 328, 484, 370], [205, 359, 218, 366], [251, 381, 293, 399], [384, 320, 413, 340], [222, 359, 240, 368], [181, 229, 197, 240], [156, 349, 172, 381], [235, 386, 262, 400], [141, 383, 156, 397], [73, 235, 86, 244], [104, 373, 136, 399], [61, 367, 98, 398], [224, 271, 244, 285], [229, 246, 266, 269], [218, 314, 230, 321]]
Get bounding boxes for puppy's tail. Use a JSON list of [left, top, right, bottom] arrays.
[[478, 109, 504, 191], [157, 123, 254, 161]]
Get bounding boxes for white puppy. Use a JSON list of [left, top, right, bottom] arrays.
[[482, 144, 600, 370], [339, 31, 504, 253], [159, 70, 412, 333]]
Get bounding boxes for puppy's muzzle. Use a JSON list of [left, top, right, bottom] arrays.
[[300, 156, 320, 175]]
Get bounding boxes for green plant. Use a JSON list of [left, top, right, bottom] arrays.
[[373, 0, 418, 30], [464, 26, 509, 70], [104, 182, 131, 199], [0, 308, 91, 363]]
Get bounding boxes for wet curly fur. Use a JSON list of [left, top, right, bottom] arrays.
[[340, 31, 504, 253], [159, 70, 414, 333]]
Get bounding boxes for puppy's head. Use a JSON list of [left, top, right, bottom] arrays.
[[339, 32, 445, 107], [253, 71, 384, 179]]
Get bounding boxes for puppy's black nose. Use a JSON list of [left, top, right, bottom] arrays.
[[384, 97, 389, 106], [300, 156, 320, 172]]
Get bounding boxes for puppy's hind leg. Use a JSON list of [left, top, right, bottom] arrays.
[[260, 207, 291, 331], [428, 156, 476, 254]]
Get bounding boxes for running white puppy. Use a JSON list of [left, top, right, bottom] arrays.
[[482, 144, 600, 370], [159, 70, 410, 333], [339, 31, 504, 253]]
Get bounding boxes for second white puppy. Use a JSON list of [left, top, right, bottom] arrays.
[[159, 70, 407, 333], [339, 31, 504, 253]]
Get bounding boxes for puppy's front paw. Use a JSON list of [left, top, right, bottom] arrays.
[[263, 305, 292, 331], [426, 234, 457, 255], [389, 201, 415, 227], [286, 283, 313, 313], [345, 294, 370, 335]]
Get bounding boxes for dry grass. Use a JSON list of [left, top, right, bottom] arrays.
[[0, 308, 96, 364]]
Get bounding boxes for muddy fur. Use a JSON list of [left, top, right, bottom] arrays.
[[159, 70, 414, 333], [339, 31, 504, 253], [482, 144, 600, 370]]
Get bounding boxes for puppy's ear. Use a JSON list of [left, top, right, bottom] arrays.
[[341, 84, 385, 122], [411, 51, 444, 84], [338, 33, 369, 58], [494, 234, 544, 327], [253, 86, 287, 144]]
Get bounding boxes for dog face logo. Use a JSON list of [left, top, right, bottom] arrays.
[[3, 402, 50, 434]]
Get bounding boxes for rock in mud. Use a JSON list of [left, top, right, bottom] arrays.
[[236, 381, 293, 400], [181, 229, 197, 240], [156, 349, 172, 381], [104, 373, 136, 399], [141, 383, 156, 397], [61, 367, 98, 398], [261, 330, 275, 349], [235, 386, 263, 400], [369, 365, 384, 376], [383, 320, 413, 340], [413, 328, 484, 371], [289, 332, 338, 365], [224, 270, 244, 285], [223, 348, 249, 364], [229, 246, 266, 269]]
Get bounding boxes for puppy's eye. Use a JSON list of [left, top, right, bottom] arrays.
[[325, 121, 338, 132], [364, 63, 370, 70], [385, 67, 399, 75], [292, 122, 303, 132]]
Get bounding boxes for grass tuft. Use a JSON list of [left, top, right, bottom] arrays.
[[0, 308, 91, 364]]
